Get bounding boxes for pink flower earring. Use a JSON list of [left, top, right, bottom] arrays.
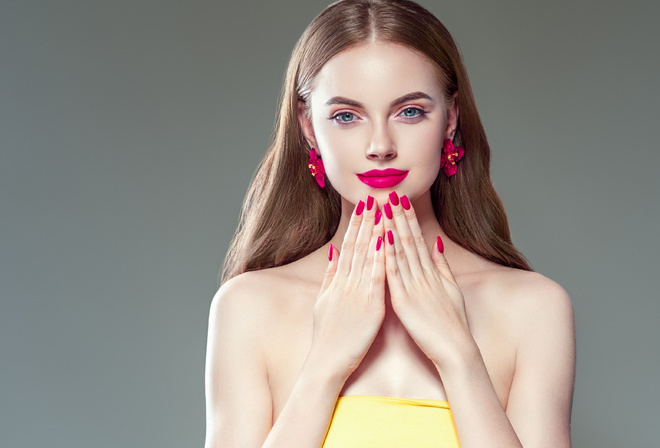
[[308, 147, 326, 188], [440, 138, 464, 177]]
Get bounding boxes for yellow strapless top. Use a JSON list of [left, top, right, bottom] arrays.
[[322, 395, 459, 447]]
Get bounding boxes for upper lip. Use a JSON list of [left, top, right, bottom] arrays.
[[358, 169, 408, 177]]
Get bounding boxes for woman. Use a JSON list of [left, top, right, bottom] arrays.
[[205, 1, 575, 447]]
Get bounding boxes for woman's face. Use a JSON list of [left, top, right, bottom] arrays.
[[300, 41, 458, 207]]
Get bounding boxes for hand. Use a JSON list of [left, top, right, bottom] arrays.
[[308, 196, 386, 381], [382, 191, 473, 367]]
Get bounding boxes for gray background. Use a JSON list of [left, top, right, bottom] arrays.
[[1, 0, 658, 446]]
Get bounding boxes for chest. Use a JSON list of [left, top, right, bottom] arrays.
[[267, 286, 516, 419]]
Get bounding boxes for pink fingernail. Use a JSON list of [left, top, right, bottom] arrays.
[[436, 236, 444, 253], [356, 200, 365, 216], [401, 195, 410, 210], [366, 195, 374, 211], [328, 244, 334, 261], [387, 230, 394, 245], [374, 209, 382, 225], [389, 191, 399, 206], [376, 236, 383, 251], [383, 203, 393, 219]]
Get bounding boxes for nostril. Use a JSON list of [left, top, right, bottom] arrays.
[[366, 150, 396, 160]]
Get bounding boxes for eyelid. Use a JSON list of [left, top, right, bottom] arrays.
[[396, 105, 428, 120], [329, 109, 362, 124], [329, 105, 429, 125], [397, 104, 426, 113], [330, 107, 361, 116]]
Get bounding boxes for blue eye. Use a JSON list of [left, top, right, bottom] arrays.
[[401, 107, 423, 118], [333, 112, 356, 123]]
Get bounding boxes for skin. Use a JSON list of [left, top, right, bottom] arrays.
[[205, 42, 576, 448]]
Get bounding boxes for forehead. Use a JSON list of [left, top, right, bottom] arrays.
[[311, 42, 444, 104]]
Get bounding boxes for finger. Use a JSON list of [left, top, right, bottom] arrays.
[[320, 243, 339, 294], [349, 196, 377, 283], [362, 202, 385, 280], [399, 194, 436, 272], [383, 200, 411, 283], [337, 200, 366, 275], [431, 235, 458, 284], [369, 232, 386, 305], [387, 191, 424, 275], [384, 227, 408, 297]]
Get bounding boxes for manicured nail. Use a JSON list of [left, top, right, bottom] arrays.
[[366, 195, 374, 211], [387, 230, 394, 245], [328, 244, 333, 261], [436, 236, 444, 253], [383, 203, 393, 219], [374, 209, 382, 225], [401, 195, 410, 210], [389, 191, 399, 206], [376, 236, 383, 251], [356, 200, 365, 215]]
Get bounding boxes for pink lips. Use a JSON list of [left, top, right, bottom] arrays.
[[357, 169, 409, 188]]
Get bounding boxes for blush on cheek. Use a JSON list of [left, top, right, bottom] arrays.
[[323, 129, 368, 159], [397, 121, 443, 144]]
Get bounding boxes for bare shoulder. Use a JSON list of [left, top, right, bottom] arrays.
[[476, 267, 575, 357], [500, 268, 572, 323], [461, 263, 574, 348], [205, 268, 310, 447], [213, 269, 289, 310], [486, 270, 575, 442], [212, 267, 300, 327], [466, 263, 572, 314], [210, 257, 321, 334]]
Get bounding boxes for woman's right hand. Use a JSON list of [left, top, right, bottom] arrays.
[[307, 196, 386, 382]]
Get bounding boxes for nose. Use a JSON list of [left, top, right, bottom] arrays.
[[366, 123, 397, 161]]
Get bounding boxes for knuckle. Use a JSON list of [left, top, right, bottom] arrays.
[[401, 234, 415, 247], [386, 262, 399, 277], [436, 259, 450, 270], [353, 240, 368, 254], [341, 241, 355, 253], [350, 212, 363, 226], [422, 265, 437, 278], [371, 271, 385, 283]]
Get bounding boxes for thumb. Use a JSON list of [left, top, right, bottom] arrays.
[[431, 236, 457, 284], [320, 243, 339, 293]]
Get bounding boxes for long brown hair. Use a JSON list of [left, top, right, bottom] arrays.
[[221, 0, 531, 283]]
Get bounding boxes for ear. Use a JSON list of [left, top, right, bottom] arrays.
[[445, 92, 460, 140], [297, 100, 319, 149]]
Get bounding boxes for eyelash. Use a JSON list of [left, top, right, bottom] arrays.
[[329, 107, 427, 125]]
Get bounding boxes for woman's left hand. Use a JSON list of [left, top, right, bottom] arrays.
[[382, 191, 474, 368]]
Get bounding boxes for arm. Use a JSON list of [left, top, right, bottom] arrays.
[[382, 194, 575, 448], [501, 280, 576, 447], [204, 278, 344, 448], [205, 199, 387, 448], [204, 277, 273, 448], [438, 279, 575, 448]]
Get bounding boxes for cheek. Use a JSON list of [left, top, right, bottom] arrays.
[[318, 127, 364, 152], [312, 122, 368, 174], [396, 122, 444, 165]]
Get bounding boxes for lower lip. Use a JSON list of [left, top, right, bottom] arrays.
[[357, 172, 408, 188]]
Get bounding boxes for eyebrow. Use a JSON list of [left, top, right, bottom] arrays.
[[324, 91, 434, 108]]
